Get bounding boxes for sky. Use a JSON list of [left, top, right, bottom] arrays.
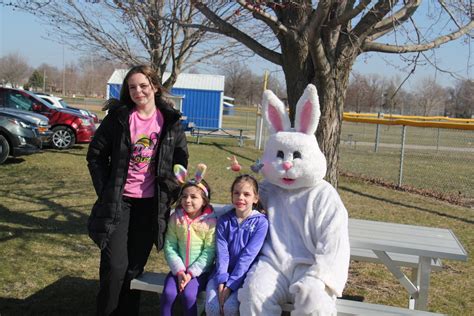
[[1, 5, 472, 89]]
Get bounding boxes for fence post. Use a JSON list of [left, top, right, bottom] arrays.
[[255, 114, 260, 148], [436, 128, 440, 152], [257, 115, 264, 150], [398, 125, 407, 187], [255, 107, 264, 149], [374, 112, 383, 152]]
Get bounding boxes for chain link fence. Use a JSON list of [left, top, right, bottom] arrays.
[[224, 108, 474, 203], [339, 122, 474, 203]]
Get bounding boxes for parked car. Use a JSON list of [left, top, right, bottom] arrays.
[[36, 93, 100, 124], [0, 108, 51, 164], [0, 87, 96, 149]]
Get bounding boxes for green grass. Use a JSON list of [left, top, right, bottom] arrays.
[[339, 146, 474, 199], [0, 138, 472, 315]]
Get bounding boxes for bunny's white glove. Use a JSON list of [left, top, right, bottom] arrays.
[[289, 276, 336, 316]]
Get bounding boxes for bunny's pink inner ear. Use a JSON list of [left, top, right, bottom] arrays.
[[268, 103, 285, 132], [298, 100, 314, 134]]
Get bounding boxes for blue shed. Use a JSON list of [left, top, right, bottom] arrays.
[[107, 70, 225, 129]]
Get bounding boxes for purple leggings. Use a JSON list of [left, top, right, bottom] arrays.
[[160, 271, 208, 316]]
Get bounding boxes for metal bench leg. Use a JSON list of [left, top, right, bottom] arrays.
[[408, 267, 418, 309], [414, 257, 431, 311], [374, 250, 419, 309]]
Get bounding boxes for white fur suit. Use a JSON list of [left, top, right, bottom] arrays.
[[238, 85, 350, 316]]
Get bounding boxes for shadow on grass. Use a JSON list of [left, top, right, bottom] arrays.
[[340, 186, 474, 224], [2, 157, 26, 165], [0, 184, 92, 243], [42, 145, 87, 156], [0, 276, 160, 315]]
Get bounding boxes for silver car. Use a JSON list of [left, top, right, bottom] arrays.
[[0, 108, 52, 164]]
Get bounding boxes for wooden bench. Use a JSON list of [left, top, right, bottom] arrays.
[[130, 272, 445, 315], [190, 127, 249, 147]]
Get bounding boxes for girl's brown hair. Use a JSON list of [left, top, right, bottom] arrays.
[[231, 174, 265, 213], [177, 179, 211, 209]]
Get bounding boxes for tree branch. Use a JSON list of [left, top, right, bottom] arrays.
[[235, 0, 289, 34], [193, 1, 282, 65], [363, 20, 474, 53], [351, 0, 393, 40], [366, 0, 421, 41], [326, 0, 372, 28]]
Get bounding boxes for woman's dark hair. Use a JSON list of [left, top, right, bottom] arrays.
[[177, 179, 211, 208], [231, 174, 265, 213], [120, 65, 164, 107], [102, 65, 175, 111]]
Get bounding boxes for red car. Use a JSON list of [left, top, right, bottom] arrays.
[[0, 87, 96, 149]]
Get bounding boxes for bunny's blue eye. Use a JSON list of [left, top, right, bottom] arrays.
[[293, 151, 302, 159], [277, 151, 284, 159]]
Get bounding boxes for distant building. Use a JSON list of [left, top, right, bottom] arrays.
[[107, 70, 225, 129]]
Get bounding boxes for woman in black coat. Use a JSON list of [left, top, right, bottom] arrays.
[[87, 65, 188, 316]]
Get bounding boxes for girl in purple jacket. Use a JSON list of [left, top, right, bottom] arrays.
[[205, 175, 269, 316]]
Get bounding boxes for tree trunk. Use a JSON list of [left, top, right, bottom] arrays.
[[317, 74, 350, 188], [281, 52, 351, 188], [278, 8, 314, 124]]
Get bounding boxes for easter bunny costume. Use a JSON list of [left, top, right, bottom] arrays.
[[238, 85, 350, 316]]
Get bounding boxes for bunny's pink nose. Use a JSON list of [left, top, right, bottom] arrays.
[[282, 161, 293, 171]]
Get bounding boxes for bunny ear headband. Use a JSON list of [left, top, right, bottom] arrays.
[[174, 163, 209, 197]]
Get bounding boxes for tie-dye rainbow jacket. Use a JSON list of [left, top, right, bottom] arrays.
[[164, 205, 216, 277]]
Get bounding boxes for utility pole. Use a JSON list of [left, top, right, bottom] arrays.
[[42, 69, 46, 92], [62, 44, 66, 96]]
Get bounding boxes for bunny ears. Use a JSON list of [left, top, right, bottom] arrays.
[[262, 84, 320, 135], [174, 163, 209, 197]]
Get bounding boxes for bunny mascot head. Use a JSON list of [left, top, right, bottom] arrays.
[[261, 84, 326, 189], [238, 85, 350, 316]]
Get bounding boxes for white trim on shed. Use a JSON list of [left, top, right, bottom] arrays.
[[107, 69, 224, 91]]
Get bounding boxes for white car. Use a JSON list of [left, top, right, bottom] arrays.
[[36, 93, 100, 124]]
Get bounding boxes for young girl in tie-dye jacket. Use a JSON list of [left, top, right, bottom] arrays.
[[161, 174, 216, 316]]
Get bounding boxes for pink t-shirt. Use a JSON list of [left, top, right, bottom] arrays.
[[123, 108, 164, 198]]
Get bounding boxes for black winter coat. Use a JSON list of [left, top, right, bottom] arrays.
[[86, 100, 188, 250]]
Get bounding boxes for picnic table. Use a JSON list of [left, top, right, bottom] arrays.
[[349, 218, 468, 310], [190, 126, 249, 147]]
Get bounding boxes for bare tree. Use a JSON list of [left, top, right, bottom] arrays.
[[345, 73, 388, 113], [414, 78, 447, 116], [383, 79, 405, 115], [64, 62, 80, 96], [0, 53, 30, 88], [194, 1, 473, 186], [447, 79, 474, 118], [76, 56, 121, 97], [222, 61, 254, 104], [3, 0, 237, 89], [221, 61, 285, 106], [345, 73, 368, 113]]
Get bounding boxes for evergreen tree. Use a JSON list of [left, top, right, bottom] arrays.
[[28, 70, 44, 90]]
